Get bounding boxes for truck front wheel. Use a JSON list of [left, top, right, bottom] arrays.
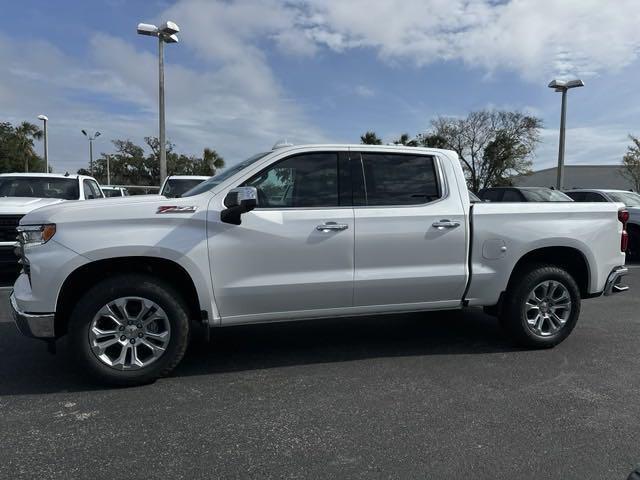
[[68, 274, 190, 386], [499, 264, 581, 348]]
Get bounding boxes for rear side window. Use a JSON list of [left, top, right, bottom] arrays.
[[565, 192, 585, 202], [244, 152, 339, 208], [352, 153, 440, 206], [502, 189, 524, 202], [583, 192, 607, 202], [479, 189, 502, 202]]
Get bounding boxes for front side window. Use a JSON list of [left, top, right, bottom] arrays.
[[244, 153, 339, 208], [353, 153, 440, 206]]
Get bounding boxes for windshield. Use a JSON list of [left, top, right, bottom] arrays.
[[181, 152, 270, 197], [606, 191, 640, 207], [521, 188, 573, 202], [162, 178, 208, 198], [0, 177, 79, 200]]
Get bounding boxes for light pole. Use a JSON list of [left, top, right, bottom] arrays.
[[81, 130, 101, 177], [548, 79, 584, 190], [137, 21, 180, 185], [37, 115, 48, 172]]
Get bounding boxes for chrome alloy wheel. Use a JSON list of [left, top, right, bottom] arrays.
[[523, 280, 572, 337], [88, 297, 171, 370]]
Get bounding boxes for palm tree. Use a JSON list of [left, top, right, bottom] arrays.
[[14, 121, 43, 172], [203, 148, 225, 175], [393, 133, 418, 147], [360, 131, 383, 145]]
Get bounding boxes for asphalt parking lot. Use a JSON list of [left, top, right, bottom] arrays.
[[1, 268, 639, 479]]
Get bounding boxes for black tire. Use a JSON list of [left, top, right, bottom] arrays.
[[499, 264, 581, 348], [68, 274, 190, 386]]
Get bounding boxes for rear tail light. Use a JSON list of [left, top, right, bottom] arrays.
[[619, 209, 629, 252]]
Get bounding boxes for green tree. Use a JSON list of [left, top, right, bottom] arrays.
[[393, 133, 418, 147], [422, 110, 541, 192], [360, 131, 383, 145], [0, 121, 46, 173], [80, 137, 225, 185], [622, 135, 640, 192], [200, 147, 225, 175]]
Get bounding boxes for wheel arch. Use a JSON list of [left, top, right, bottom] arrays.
[[55, 256, 203, 337], [507, 246, 591, 297]]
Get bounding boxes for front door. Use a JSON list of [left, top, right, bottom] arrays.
[[351, 150, 468, 309], [209, 151, 355, 323]]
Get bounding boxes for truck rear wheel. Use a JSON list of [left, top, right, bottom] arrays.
[[499, 264, 581, 348], [68, 274, 190, 386]]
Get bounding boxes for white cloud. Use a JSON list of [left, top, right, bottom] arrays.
[[287, 0, 640, 80], [535, 125, 632, 170]]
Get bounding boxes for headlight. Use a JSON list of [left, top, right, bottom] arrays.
[[16, 224, 56, 246]]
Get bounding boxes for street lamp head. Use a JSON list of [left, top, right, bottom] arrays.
[[81, 129, 88, 137], [164, 34, 179, 44], [565, 79, 585, 89], [159, 21, 180, 35], [137, 23, 159, 37], [548, 78, 585, 92], [95, 131, 101, 138], [37, 114, 48, 121]]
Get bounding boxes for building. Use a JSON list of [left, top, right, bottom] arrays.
[[512, 165, 635, 191]]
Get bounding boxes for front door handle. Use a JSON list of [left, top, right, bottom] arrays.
[[316, 222, 349, 232], [432, 219, 461, 230]]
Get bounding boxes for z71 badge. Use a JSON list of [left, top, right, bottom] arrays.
[[156, 205, 197, 214]]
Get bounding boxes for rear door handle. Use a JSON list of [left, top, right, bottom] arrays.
[[432, 220, 461, 230], [316, 222, 349, 232]]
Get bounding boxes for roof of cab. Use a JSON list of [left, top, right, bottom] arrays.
[[0, 172, 93, 180]]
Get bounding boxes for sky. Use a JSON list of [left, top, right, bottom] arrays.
[[2, 0, 640, 174]]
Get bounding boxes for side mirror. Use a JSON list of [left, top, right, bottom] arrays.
[[221, 187, 258, 225]]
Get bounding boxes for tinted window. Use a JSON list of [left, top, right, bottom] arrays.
[[353, 153, 439, 206], [565, 192, 585, 202], [244, 153, 339, 208], [478, 189, 502, 202], [103, 188, 122, 197], [83, 180, 96, 199], [583, 192, 607, 202], [163, 179, 207, 198], [521, 188, 572, 202], [502, 189, 524, 202], [0, 177, 79, 200]]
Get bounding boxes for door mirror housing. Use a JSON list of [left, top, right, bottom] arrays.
[[221, 187, 258, 225]]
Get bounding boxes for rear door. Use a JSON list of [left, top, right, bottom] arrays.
[[351, 150, 467, 309]]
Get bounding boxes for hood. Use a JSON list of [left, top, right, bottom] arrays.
[[0, 197, 66, 215], [21, 194, 201, 225]]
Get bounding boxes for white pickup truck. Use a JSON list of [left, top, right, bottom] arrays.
[[10, 145, 629, 385], [0, 173, 103, 273]]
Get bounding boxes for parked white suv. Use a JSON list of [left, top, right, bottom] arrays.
[[10, 145, 629, 385], [0, 173, 103, 272]]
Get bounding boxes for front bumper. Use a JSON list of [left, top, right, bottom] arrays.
[[10, 292, 55, 338], [603, 266, 629, 296]]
